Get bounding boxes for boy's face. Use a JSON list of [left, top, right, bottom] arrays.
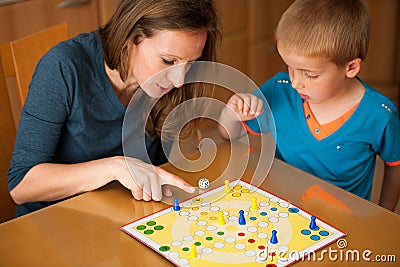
[[277, 43, 356, 105]]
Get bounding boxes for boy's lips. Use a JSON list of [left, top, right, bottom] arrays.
[[299, 93, 309, 100]]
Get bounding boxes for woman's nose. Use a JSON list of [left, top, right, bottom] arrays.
[[168, 63, 187, 88]]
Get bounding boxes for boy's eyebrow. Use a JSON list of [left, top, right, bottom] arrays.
[[281, 55, 322, 72], [300, 68, 319, 72], [287, 65, 320, 72]]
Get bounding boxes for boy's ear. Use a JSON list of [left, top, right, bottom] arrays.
[[345, 58, 362, 78]]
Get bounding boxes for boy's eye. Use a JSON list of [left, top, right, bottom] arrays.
[[162, 58, 175, 65], [304, 72, 318, 79]]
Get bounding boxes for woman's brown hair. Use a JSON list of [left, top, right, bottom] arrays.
[[99, 0, 222, 139]]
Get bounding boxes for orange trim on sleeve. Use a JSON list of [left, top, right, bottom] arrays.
[[241, 121, 262, 136], [386, 160, 400, 167]]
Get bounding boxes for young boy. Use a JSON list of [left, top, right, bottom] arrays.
[[219, 0, 400, 211]]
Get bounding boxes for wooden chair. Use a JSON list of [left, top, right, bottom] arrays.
[[0, 23, 68, 129], [0, 23, 68, 222], [0, 57, 17, 223]]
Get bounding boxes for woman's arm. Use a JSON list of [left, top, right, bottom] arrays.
[[10, 156, 194, 204], [10, 158, 115, 204]]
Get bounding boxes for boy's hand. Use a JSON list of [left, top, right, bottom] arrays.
[[225, 93, 264, 121]]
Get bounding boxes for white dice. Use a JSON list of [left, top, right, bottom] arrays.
[[198, 178, 210, 189]]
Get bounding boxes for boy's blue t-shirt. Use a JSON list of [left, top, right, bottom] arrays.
[[245, 72, 400, 200], [7, 31, 166, 216]]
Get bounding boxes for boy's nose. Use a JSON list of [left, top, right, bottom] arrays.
[[290, 73, 304, 90]]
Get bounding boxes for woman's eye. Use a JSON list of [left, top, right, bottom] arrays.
[[162, 58, 174, 65]]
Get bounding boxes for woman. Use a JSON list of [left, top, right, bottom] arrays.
[[8, 0, 221, 216]]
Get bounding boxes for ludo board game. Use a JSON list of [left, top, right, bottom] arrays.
[[121, 180, 346, 266]]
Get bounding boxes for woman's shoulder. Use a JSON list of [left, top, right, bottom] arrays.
[[44, 30, 102, 66]]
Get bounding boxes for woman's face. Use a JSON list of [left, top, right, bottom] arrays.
[[130, 30, 207, 98]]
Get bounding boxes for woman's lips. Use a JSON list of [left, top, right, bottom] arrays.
[[158, 84, 172, 95]]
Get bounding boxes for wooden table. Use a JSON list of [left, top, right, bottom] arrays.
[[0, 141, 399, 266]]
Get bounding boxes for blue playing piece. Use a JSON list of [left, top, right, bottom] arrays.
[[173, 197, 181, 211], [238, 210, 246, 225], [270, 230, 278, 244], [309, 215, 318, 230]]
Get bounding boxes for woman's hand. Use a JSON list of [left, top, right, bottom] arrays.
[[224, 93, 264, 121], [112, 156, 195, 201]]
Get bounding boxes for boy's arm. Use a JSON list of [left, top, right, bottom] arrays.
[[218, 106, 245, 140], [379, 164, 400, 211]]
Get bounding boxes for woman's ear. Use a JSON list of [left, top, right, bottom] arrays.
[[345, 58, 362, 78]]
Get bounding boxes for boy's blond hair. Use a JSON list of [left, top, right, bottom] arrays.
[[275, 0, 370, 66]]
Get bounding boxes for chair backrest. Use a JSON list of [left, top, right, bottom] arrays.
[[0, 54, 17, 223], [0, 23, 68, 128], [0, 23, 68, 222]]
